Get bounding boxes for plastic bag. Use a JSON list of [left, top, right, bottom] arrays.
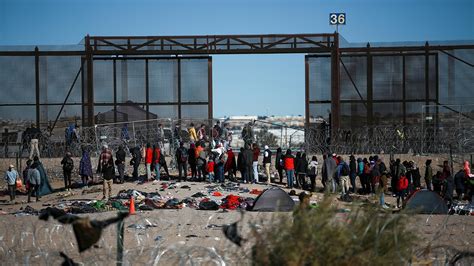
[[16, 178, 23, 189]]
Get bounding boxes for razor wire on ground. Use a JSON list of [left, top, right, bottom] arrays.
[[0, 212, 245, 265]]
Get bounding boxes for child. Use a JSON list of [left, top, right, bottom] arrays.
[[207, 155, 215, 183]]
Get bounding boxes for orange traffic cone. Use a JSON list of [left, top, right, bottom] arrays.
[[129, 196, 136, 215]]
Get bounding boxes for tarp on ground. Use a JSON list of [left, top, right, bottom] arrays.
[[405, 189, 449, 214], [251, 187, 295, 212]]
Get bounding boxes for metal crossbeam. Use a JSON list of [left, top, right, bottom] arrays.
[[89, 34, 335, 54]]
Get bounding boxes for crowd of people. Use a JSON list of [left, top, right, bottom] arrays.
[[3, 121, 474, 207]]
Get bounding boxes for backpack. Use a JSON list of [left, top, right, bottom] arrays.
[[341, 163, 349, 176], [309, 164, 317, 176], [64, 157, 74, 171], [397, 176, 408, 191], [358, 162, 364, 175], [179, 148, 188, 163]]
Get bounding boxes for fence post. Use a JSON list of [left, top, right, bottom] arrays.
[[132, 121, 137, 148], [94, 125, 100, 156]]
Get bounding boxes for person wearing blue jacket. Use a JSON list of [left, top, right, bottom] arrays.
[[335, 157, 350, 197], [4, 164, 18, 201]]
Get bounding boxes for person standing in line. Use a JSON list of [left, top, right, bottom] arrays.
[[424, 159, 433, 191], [188, 123, 198, 144], [297, 153, 308, 189], [349, 155, 357, 193], [27, 162, 41, 202], [262, 145, 272, 184], [145, 143, 153, 181], [61, 152, 74, 191], [23, 159, 32, 187], [357, 158, 364, 193], [4, 164, 18, 202], [323, 153, 337, 193], [216, 148, 228, 183], [275, 147, 284, 184], [197, 124, 207, 142], [283, 149, 295, 189], [97, 145, 114, 200], [188, 143, 197, 181], [159, 150, 170, 178], [335, 156, 350, 197], [221, 123, 229, 149], [321, 154, 328, 189], [237, 147, 245, 181], [176, 142, 188, 182], [116, 145, 126, 183], [196, 143, 207, 182], [397, 174, 409, 209], [252, 143, 260, 183], [152, 144, 161, 181], [308, 156, 319, 192], [130, 146, 142, 180], [241, 143, 254, 184], [225, 147, 237, 181], [294, 152, 302, 188], [79, 147, 93, 186]]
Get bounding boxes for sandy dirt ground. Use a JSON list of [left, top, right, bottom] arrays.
[[0, 157, 473, 265]]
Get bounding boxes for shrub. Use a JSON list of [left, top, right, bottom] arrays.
[[251, 197, 416, 266]]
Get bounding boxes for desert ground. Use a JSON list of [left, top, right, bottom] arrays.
[[0, 156, 472, 265]]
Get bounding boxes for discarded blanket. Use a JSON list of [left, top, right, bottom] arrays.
[[199, 199, 220, 210], [220, 195, 243, 210]]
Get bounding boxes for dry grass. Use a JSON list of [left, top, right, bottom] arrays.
[[250, 196, 416, 266]]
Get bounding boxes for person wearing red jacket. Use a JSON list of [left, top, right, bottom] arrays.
[[145, 143, 153, 181], [225, 148, 237, 181], [283, 149, 295, 188], [397, 175, 409, 208]]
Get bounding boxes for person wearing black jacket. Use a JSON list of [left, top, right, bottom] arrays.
[[263, 145, 272, 184], [275, 147, 284, 184], [237, 147, 245, 179], [115, 146, 126, 183], [130, 146, 141, 180], [294, 152, 302, 188], [60, 152, 74, 191], [296, 153, 308, 189], [188, 143, 197, 180], [159, 151, 170, 178], [241, 144, 254, 184], [176, 142, 188, 182], [349, 155, 357, 193]]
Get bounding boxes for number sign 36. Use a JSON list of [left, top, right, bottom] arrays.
[[329, 13, 346, 25]]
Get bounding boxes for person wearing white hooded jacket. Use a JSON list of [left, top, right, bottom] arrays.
[[308, 156, 319, 192]]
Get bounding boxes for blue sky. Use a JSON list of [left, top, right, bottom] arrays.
[[1, 0, 473, 117]]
